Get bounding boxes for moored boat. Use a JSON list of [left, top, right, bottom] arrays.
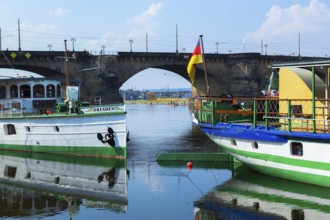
[[0, 74, 127, 158], [0, 40, 127, 159], [192, 60, 330, 187]]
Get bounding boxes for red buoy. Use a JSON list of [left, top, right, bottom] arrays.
[[187, 162, 193, 170]]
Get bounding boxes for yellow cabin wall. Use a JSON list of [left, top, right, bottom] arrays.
[[279, 68, 311, 100], [278, 67, 327, 131]]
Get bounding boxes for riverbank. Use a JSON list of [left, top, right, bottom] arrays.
[[125, 98, 190, 106]]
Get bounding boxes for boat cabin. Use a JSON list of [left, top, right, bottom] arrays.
[[0, 77, 62, 114]]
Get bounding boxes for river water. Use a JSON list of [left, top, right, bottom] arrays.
[[1, 104, 330, 219]]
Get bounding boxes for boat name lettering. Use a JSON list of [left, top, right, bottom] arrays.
[[91, 106, 123, 112]]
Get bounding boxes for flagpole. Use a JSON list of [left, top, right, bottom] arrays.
[[199, 35, 210, 96]]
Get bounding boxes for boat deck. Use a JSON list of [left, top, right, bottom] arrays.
[[194, 96, 330, 134], [0, 99, 126, 119]]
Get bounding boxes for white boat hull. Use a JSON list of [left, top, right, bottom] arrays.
[[0, 113, 127, 158]]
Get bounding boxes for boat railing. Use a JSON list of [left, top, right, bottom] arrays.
[[0, 99, 23, 117], [80, 96, 102, 106], [194, 96, 330, 134]]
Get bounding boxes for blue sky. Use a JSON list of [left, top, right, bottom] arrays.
[[1, 0, 330, 89]]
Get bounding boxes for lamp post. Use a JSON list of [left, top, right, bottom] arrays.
[[47, 44, 52, 51], [101, 45, 106, 55], [243, 38, 246, 52], [129, 39, 134, 52], [215, 42, 219, 54], [71, 38, 76, 51]]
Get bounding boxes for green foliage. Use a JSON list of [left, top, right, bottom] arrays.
[[146, 92, 155, 100]]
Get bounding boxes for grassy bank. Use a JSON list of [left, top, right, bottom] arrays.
[[125, 98, 190, 105]]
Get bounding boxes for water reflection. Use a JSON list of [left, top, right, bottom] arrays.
[[195, 165, 330, 220], [0, 151, 127, 219]]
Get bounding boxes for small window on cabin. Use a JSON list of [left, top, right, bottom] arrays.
[[46, 84, 55, 98], [33, 84, 45, 98], [10, 85, 18, 98], [0, 86, 6, 99], [291, 142, 303, 156], [56, 84, 61, 98], [20, 84, 31, 98], [6, 124, 16, 135]]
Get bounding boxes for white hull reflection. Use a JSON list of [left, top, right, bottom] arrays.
[[195, 165, 330, 220], [0, 151, 128, 218]]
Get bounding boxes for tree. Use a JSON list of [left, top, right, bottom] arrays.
[[146, 92, 155, 100]]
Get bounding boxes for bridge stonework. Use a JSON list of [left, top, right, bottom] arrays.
[[0, 50, 320, 102]]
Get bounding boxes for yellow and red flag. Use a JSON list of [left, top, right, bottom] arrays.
[[187, 40, 203, 84]]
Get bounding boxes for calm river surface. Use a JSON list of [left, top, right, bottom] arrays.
[[1, 104, 330, 219]]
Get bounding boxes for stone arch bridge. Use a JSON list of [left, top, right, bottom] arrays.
[[0, 50, 319, 102]]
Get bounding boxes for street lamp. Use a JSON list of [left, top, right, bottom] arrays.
[[243, 38, 246, 52], [47, 44, 52, 51], [129, 39, 134, 52], [215, 42, 219, 54], [71, 38, 76, 51], [264, 44, 268, 55], [101, 45, 106, 55]]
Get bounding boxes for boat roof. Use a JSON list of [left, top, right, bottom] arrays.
[[272, 59, 330, 68], [0, 77, 83, 86], [0, 76, 64, 82], [272, 59, 330, 81]]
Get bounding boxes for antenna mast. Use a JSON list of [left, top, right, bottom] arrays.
[[18, 19, 21, 52], [64, 40, 70, 86]]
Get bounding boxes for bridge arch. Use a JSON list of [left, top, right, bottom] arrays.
[[118, 62, 226, 96]]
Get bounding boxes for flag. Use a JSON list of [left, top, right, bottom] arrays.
[[187, 40, 203, 84]]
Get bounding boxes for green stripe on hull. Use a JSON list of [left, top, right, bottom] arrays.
[[0, 150, 126, 168], [221, 186, 330, 212], [247, 163, 330, 188], [221, 145, 330, 187], [0, 144, 126, 159], [221, 145, 330, 172], [1, 111, 126, 120]]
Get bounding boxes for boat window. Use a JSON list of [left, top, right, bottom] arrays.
[[20, 84, 31, 98], [25, 172, 31, 178], [54, 176, 60, 184], [6, 124, 16, 135], [292, 209, 304, 220], [57, 84, 61, 98], [4, 165, 17, 178], [291, 142, 303, 156], [0, 85, 6, 98], [33, 84, 45, 98], [10, 85, 18, 98], [46, 84, 55, 98], [252, 141, 258, 149]]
